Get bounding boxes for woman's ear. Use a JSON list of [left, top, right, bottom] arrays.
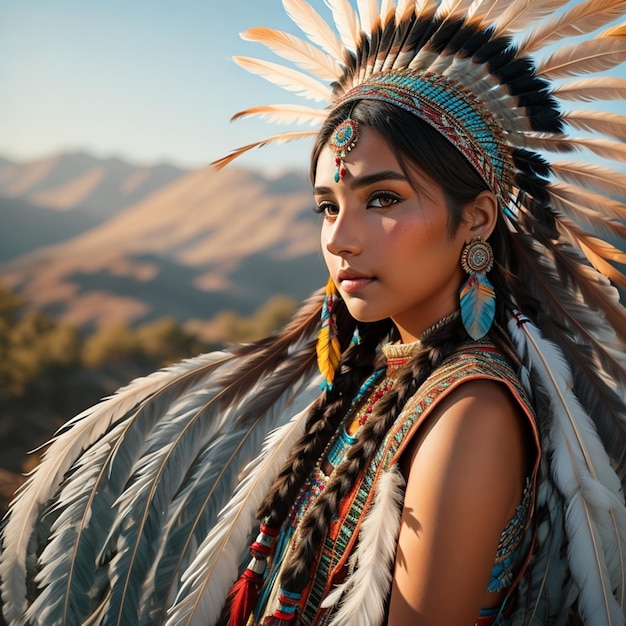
[[461, 191, 499, 240]]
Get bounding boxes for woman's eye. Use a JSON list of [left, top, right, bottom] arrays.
[[314, 202, 339, 217], [368, 192, 401, 209]]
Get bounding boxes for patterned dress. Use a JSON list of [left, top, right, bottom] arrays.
[[254, 340, 540, 626]]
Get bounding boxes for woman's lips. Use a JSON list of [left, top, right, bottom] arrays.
[[338, 271, 375, 293]]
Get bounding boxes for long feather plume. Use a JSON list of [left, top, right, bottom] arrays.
[[553, 77, 626, 102], [232, 56, 332, 101], [325, 0, 361, 53], [164, 403, 314, 626], [283, 0, 345, 59], [241, 27, 344, 79], [230, 104, 327, 126], [519, 0, 626, 55], [138, 352, 319, 622], [551, 161, 626, 199], [493, 0, 570, 34], [211, 130, 317, 171], [0, 351, 230, 624], [537, 26, 626, 79], [356, 0, 380, 37], [549, 182, 626, 223], [563, 110, 626, 141], [523, 134, 626, 163], [508, 316, 626, 623], [322, 466, 405, 626]]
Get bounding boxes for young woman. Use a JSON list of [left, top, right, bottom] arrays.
[[2, 1, 626, 625]]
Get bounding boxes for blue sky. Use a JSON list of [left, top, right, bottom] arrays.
[[1, 1, 625, 174], [0, 0, 313, 173]]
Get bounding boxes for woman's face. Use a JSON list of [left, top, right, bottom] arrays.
[[315, 125, 470, 343]]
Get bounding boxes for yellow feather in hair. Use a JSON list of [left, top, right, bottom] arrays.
[[316, 277, 342, 390]]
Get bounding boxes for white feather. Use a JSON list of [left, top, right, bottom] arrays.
[[165, 392, 317, 626], [241, 27, 344, 80], [232, 56, 332, 102], [508, 315, 626, 623], [231, 104, 327, 126], [0, 351, 229, 624], [357, 0, 380, 35], [324, 0, 361, 52], [322, 465, 405, 626], [283, 0, 345, 60]]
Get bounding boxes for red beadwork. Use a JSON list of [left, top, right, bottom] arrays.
[[358, 383, 392, 425]]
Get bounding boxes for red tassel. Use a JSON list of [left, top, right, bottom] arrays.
[[226, 569, 263, 626]]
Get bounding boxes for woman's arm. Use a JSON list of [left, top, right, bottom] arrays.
[[388, 379, 529, 626]]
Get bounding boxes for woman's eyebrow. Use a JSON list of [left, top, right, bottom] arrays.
[[314, 170, 407, 195]]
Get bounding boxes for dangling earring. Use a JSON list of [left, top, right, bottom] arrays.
[[316, 277, 342, 390], [329, 118, 359, 182], [459, 236, 496, 340]]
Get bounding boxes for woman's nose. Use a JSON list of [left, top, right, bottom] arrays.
[[324, 210, 362, 257]]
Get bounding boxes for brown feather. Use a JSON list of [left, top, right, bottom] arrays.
[[553, 77, 626, 102], [230, 104, 327, 126], [549, 182, 626, 222], [558, 215, 626, 263], [211, 130, 317, 171], [493, 0, 570, 35], [523, 133, 626, 162], [537, 29, 626, 79], [564, 110, 626, 141], [551, 161, 626, 200], [549, 185, 626, 245], [519, 0, 626, 55], [509, 230, 626, 377]]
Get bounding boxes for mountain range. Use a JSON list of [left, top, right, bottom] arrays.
[[0, 153, 324, 330]]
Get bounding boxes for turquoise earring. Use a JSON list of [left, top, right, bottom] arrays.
[[459, 237, 496, 340]]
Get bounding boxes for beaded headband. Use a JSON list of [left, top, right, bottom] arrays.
[[334, 70, 513, 205]]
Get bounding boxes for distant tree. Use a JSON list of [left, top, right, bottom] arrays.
[[82, 322, 142, 369], [210, 295, 297, 344]]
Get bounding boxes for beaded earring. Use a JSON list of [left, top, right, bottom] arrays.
[[459, 237, 496, 340], [316, 277, 342, 390], [329, 118, 359, 182]]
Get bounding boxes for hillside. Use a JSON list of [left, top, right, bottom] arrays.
[[0, 154, 323, 329]]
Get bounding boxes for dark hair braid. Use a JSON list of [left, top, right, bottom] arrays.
[[278, 315, 468, 594], [257, 300, 391, 526]]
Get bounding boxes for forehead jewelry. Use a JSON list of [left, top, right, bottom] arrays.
[[329, 118, 359, 183]]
